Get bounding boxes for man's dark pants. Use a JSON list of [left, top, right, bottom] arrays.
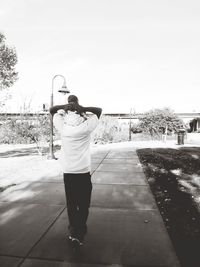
[[63, 172, 92, 241]]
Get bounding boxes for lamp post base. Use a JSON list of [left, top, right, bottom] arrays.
[[47, 153, 57, 160]]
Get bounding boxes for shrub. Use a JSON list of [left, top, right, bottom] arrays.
[[0, 113, 51, 154], [0, 114, 132, 148], [92, 116, 129, 144], [138, 108, 185, 139]]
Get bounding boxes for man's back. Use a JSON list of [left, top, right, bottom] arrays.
[[54, 113, 99, 173]]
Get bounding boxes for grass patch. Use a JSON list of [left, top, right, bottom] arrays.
[[137, 147, 200, 267]]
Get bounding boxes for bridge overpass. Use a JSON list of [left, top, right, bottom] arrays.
[[0, 112, 200, 120], [0, 112, 200, 132]]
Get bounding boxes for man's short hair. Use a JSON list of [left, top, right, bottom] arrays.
[[68, 95, 79, 104]]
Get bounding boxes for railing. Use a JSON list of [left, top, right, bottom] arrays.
[[1, 112, 200, 120]]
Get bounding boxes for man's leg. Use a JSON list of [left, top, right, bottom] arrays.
[[77, 172, 92, 241], [63, 173, 79, 238]]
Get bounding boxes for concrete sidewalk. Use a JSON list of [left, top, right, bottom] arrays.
[[0, 147, 180, 267]]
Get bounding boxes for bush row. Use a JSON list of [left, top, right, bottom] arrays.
[[0, 108, 187, 148], [0, 115, 132, 147]]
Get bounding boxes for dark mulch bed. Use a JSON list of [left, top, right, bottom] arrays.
[[137, 147, 200, 267]]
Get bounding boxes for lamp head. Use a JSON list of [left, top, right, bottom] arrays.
[[58, 85, 70, 94]]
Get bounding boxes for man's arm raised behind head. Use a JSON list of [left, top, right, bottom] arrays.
[[49, 105, 67, 116], [83, 107, 102, 119]]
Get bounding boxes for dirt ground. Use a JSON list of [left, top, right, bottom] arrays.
[[137, 147, 200, 267]]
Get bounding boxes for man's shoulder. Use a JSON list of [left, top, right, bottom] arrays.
[[82, 114, 99, 132], [85, 114, 98, 124], [87, 114, 98, 120]]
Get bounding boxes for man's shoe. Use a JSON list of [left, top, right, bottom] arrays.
[[68, 235, 73, 241], [68, 235, 83, 246], [71, 237, 83, 246]]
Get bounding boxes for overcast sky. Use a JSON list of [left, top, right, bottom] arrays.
[[1, 0, 200, 113]]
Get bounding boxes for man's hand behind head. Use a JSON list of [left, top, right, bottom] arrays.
[[74, 103, 84, 114], [64, 103, 84, 115], [64, 103, 76, 112]]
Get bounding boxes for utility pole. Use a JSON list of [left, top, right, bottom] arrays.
[[129, 108, 132, 141]]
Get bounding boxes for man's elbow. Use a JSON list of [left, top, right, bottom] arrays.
[[97, 108, 102, 119], [49, 107, 55, 115]]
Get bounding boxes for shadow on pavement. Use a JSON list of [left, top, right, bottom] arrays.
[[0, 145, 61, 158]]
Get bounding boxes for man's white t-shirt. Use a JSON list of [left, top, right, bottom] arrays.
[[54, 113, 99, 173]]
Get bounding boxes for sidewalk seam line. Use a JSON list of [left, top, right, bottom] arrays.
[[91, 151, 110, 175], [16, 206, 66, 267]]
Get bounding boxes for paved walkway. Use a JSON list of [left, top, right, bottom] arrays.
[[0, 147, 180, 267]]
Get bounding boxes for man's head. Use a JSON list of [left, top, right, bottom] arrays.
[[68, 95, 79, 104], [67, 95, 82, 114], [65, 95, 84, 115]]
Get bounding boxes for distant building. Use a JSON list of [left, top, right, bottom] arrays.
[[189, 118, 200, 132]]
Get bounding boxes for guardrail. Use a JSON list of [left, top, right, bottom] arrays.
[[0, 112, 200, 120]]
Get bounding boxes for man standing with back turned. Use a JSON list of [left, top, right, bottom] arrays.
[[50, 95, 102, 246]]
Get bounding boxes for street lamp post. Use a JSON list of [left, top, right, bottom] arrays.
[[48, 74, 70, 160]]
